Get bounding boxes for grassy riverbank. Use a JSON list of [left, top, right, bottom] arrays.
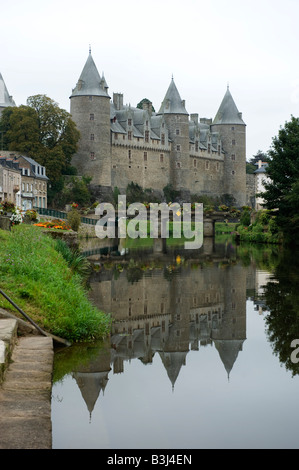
[[0, 225, 111, 342]]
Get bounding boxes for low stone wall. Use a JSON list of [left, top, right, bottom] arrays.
[[0, 216, 11, 231]]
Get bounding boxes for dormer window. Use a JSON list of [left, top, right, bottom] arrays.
[[128, 119, 132, 126]]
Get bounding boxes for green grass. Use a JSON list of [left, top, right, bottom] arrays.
[[0, 225, 111, 342], [215, 222, 238, 233]]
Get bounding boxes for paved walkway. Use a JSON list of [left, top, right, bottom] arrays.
[[0, 318, 53, 449]]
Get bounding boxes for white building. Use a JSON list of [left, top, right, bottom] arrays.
[[254, 160, 270, 210]]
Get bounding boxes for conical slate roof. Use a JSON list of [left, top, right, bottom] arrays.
[[213, 87, 245, 125], [213, 339, 245, 379], [157, 78, 188, 115], [0, 73, 16, 108], [70, 52, 110, 98]]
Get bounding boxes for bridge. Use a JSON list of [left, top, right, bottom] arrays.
[[33, 207, 239, 241]]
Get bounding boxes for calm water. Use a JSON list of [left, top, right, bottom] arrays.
[[51, 238, 299, 449]]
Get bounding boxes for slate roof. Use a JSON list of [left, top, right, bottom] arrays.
[[213, 87, 245, 125], [254, 163, 268, 174], [157, 78, 188, 115], [70, 53, 110, 98], [17, 155, 49, 180], [0, 73, 16, 108]]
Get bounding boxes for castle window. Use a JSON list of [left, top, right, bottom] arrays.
[[208, 144, 211, 153], [176, 162, 181, 168], [144, 152, 147, 161], [160, 154, 164, 163], [176, 129, 180, 135], [146, 120, 149, 126], [206, 161, 209, 170], [145, 131, 149, 142], [128, 131, 132, 140], [193, 159, 197, 168], [176, 145, 181, 151], [232, 170, 235, 175], [231, 154, 235, 160], [89, 114, 94, 121], [218, 145, 221, 156], [216, 162, 219, 171], [114, 133, 118, 140], [128, 150, 131, 159], [128, 119, 132, 126], [90, 134, 94, 141], [231, 126, 235, 131], [232, 139, 236, 145], [90, 152, 95, 160], [161, 134, 165, 145], [195, 142, 198, 152]]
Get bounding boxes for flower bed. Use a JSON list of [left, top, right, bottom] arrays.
[[34, 219, 71, 230]]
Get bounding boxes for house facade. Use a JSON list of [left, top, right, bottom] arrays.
[[0, 157, 21, 206], [0, 153, 48, 210], [254, 160, 270, 210], [15, 155, 48, 210]]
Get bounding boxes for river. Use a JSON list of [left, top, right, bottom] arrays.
[[51, 236, 299, 449]]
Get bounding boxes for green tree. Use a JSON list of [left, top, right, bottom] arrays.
[[262, 116, 299, 244], [136, 98, 155, 113], [246, 149, 270, 174], [0, 95, 80, 202]]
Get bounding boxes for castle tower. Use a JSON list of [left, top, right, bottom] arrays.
[[211, 87, 246, 207], [0, 72, 16, 118], [157, 78, 189, 194], [70, 51, 111, 187]]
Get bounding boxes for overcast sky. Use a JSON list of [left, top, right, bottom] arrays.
[[1, 0, 299, 160]]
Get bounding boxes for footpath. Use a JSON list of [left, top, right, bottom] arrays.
[[0, 315, 54, 449]]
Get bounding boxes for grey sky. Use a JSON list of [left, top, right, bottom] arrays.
[[1, 0, 299, 160]]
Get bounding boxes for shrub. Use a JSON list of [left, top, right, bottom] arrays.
[[67, 208, 81, 231], [240, 209, 251, 226]]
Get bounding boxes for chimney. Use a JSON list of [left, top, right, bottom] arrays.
[[113, 93, 123, 111], [142, 100, 153, 116]]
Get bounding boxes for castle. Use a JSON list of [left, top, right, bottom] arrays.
[[0, 52, 247, 207], [70, 51, 247, 206]]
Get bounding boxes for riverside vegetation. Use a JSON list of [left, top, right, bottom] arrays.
[[0, 225, 111, 342], [235, 208, 283, 244]]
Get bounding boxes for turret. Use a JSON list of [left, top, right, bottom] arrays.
[[211, 87, 246, 207], [70, 50, 111, 187], [157, 78, 189, 194], [0, 72, 16, 118]]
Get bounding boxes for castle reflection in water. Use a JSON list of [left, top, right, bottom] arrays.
[[68, 240, 264, 416]]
